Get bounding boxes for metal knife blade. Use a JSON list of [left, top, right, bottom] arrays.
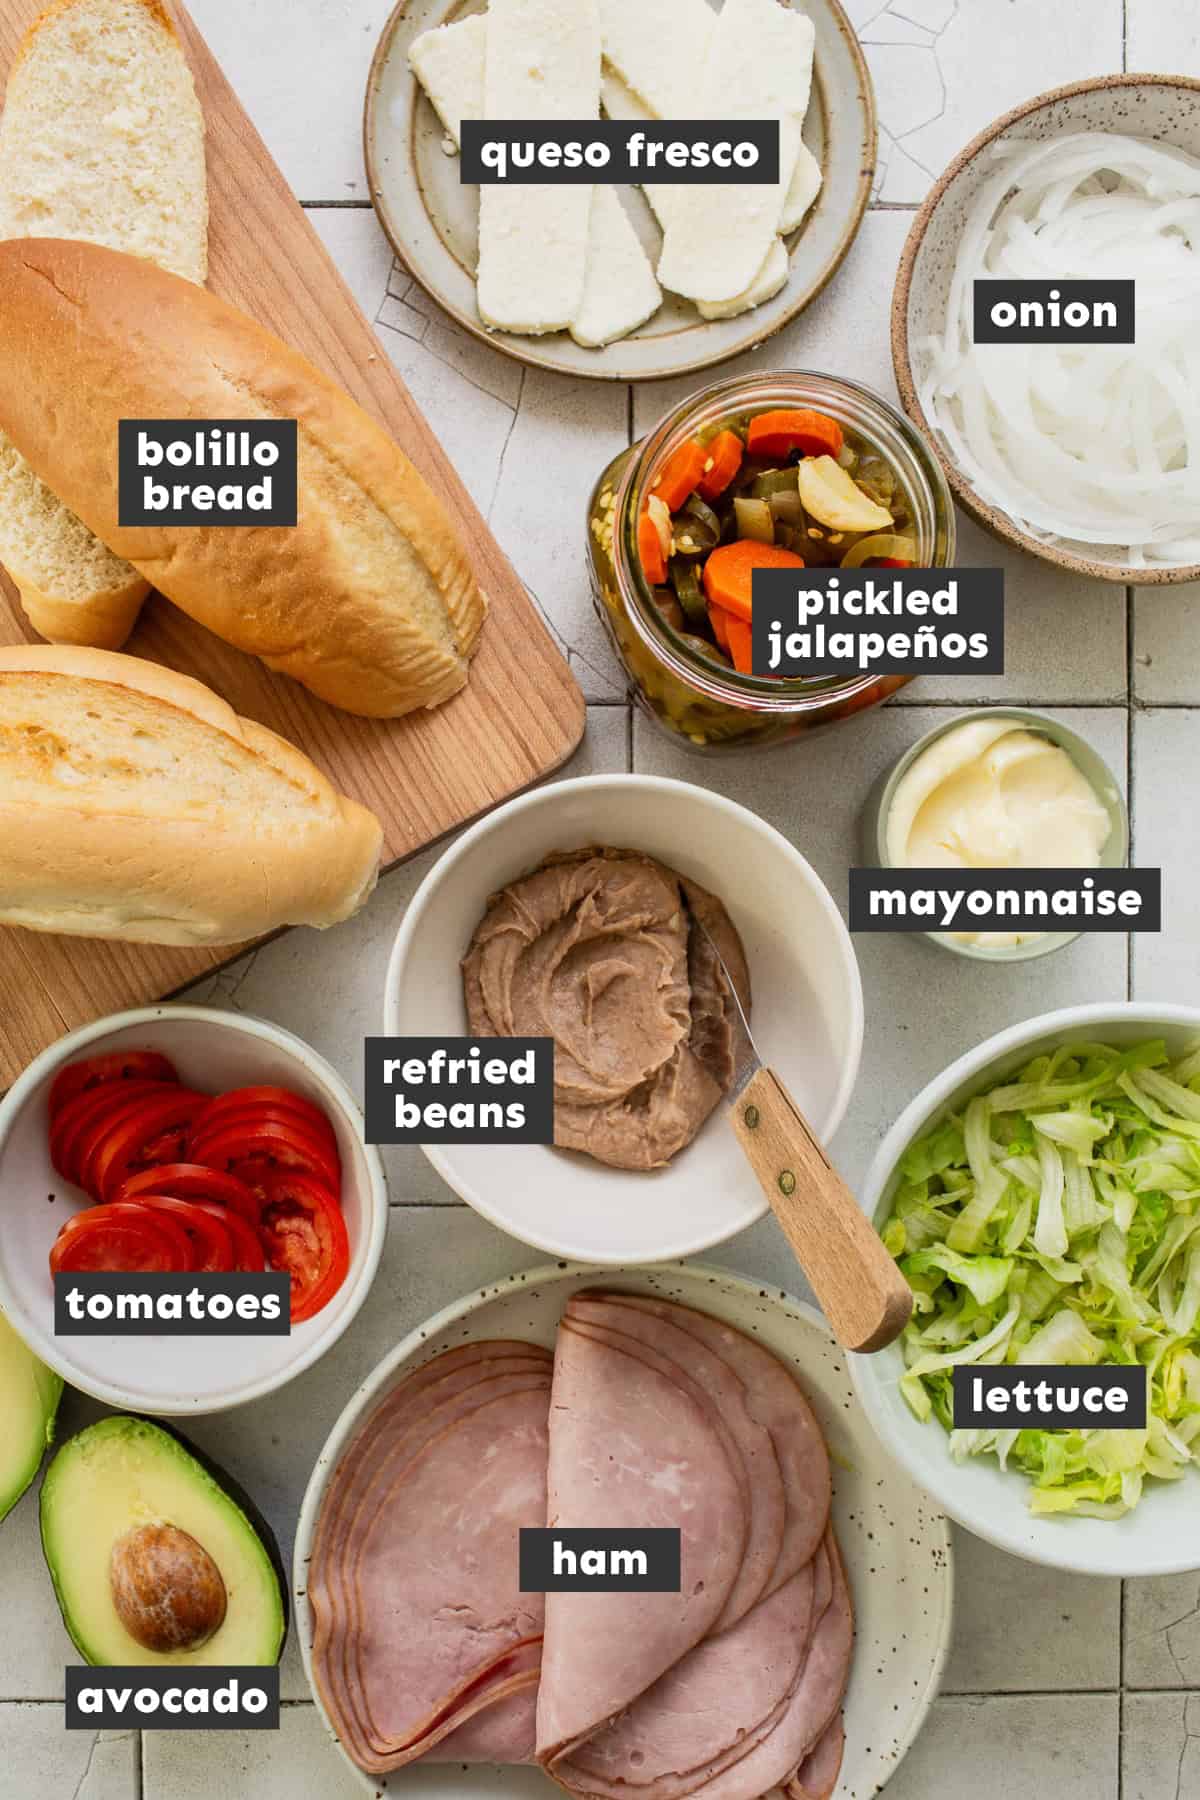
[[694, 913, 834, 1175], [692, 914, 762, 1103]]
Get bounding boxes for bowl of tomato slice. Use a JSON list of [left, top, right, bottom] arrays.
[[0, 1006, 388, 1414]]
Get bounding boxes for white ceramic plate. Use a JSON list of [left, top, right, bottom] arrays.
[[295, 1260, 953, 1798], [851, 1002, 1200, 1578], [0, 1006, 388, 1415], [384, 775, 864, 1263], [364, 0, 875, 381]]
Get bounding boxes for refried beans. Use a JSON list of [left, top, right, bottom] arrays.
[[461, 847, 750, 1170]]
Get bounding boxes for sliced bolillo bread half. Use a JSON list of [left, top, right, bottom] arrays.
[[0, 0, 207, 650], [0, 644, 383, 945], [0, 239, 487, 718]]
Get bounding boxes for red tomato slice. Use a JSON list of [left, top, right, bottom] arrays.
[[254, 1171, 349, 1323], [190, 1109, 338, 1162], [190, 1086, 337, 1149], [89, 1091, 210, 1203], [49, 1202, 194, 1275], [191, 1120, 340, 1194], [50, 1081, 176, 1189], [49, 1051, 179, 1119], [183, 1200, 266, 1272], [112, 1163, 262, 1224], [132, 1196, 236, 1273]]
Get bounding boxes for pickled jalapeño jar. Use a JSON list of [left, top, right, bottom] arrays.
[[585, 370, 956, 751]]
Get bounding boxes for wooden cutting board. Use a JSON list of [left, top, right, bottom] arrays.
[[0, 0, 585, 1087]]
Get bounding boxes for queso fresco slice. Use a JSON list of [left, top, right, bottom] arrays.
[[476, 0, 601, 334], [41, 1416, 285, 1666], [0, 1308, 62, 1523]]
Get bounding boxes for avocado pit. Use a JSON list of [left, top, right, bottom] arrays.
[[109, 1522, 227, 1653]]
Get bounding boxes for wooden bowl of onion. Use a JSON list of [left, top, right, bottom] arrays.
[[892, 74, 1200, 585]]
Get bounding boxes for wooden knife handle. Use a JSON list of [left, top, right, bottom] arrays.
[[730, 1065, 913, 1354]]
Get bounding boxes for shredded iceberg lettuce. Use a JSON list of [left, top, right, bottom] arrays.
[[883, 1037, 1200, 1517]]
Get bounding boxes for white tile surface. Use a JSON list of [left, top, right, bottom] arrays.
[[143, 1702, 364, 1799], [876, 1695, 1119, 1799], [940, 1532, 1120, 1694], [1122, 1692, 1200, 1800], [1126, 0, 1200, 72], [486, 370, 630, 701], [0, 1712, 136, 1800], [186, 0, 394, 202], [7, 4, 1200, 1799], [1132, 586, 1200, 705], [1124, 1573, 1200, 1691], [861, 2, 1125, 205], [1130, 710, 1200, 1002]]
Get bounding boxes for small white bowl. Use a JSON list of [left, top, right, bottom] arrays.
[[850, 1002, 1200, 1578], [892, 74, 1200, 585], [385, 774, 864, 1263], [859, 707, 1130, 964], [0, 1006, 388, 1416]]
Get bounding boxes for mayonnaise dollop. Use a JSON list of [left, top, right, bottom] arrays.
[[885, 720, 1112, 946]]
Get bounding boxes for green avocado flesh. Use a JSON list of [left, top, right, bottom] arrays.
[[0, 1309, 62, 1524], [40, 1416, 285, 1667]]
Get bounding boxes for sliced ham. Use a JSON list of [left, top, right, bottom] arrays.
[[557, 1561, 817, 1799], [566, 1292, 786, 1629], [536, 1314, 747, 1764], [426, 1681, 540, 1765], [602, 1294, 831, 1582], [787, 1711, 845, 1800], [555, 1530, 851, 1800], [308, 1343, 552, 1774], [640, 1528, 851, 1800], [314, 1351, 551, 1759]]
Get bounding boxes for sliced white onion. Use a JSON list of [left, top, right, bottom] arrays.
[[917, 131, 1200, 564]]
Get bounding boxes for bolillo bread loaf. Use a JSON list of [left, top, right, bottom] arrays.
[[0, 645, 383, 945], [0, 238, 487, 718], [0, 0, 208, 651]]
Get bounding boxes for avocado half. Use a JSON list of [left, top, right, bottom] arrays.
[[40, 1416, 287, 1667], [0, 1308, 63, 1525]]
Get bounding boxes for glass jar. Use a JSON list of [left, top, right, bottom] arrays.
[[586, 370, 956, 751]]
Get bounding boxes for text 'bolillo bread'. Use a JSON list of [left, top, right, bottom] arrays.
[[0, 645, 383, 945], [0, 238, 487, 718]]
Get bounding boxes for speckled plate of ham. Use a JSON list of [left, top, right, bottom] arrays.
[[296, 1262, 952, 1799]]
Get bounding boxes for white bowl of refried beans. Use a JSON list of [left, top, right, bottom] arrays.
[[385, 775, 863, 1263]]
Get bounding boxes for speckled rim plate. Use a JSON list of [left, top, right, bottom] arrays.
[[364, 0, 876, 382], [891, 73, 1200, 586], [295, 1261, 953, 1798]]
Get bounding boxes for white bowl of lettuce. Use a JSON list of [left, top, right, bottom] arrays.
[[851, 1003, 1200, 1576]]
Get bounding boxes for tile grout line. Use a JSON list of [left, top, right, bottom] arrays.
[[887, 697, 1130, 710], [1119, 575, 1130, 1797], [1117, 1584, 1126, 1800], [1126, 587, 1136, 1005]]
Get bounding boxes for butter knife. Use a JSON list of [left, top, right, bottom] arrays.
[[696, 918, 913, 1355]]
